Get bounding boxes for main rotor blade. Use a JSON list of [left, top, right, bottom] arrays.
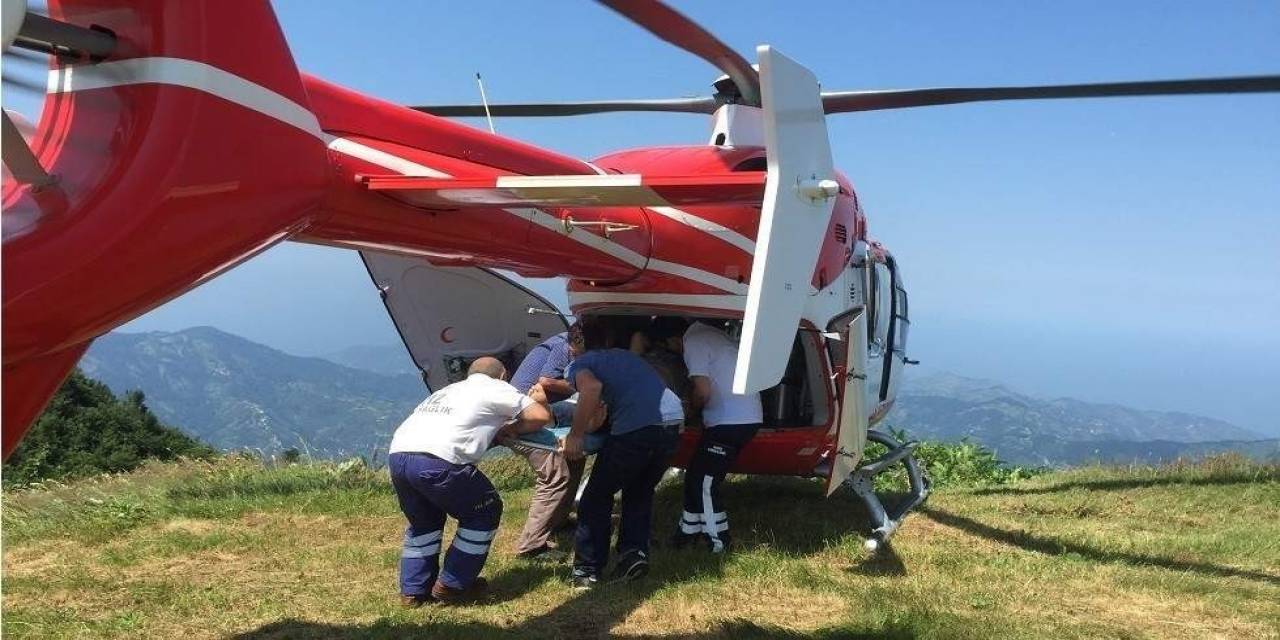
[[411, 96, 718, 118], [821, 75, 1280, 113], [597, 0, 760, 106]]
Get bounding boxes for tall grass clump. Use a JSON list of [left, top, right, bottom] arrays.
[[868, 428, 1042, 489]]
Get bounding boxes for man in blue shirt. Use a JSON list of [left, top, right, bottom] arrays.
[[509, 330, 575, 398], [562, 320, 681, 589], [505, 325, 585, 561]]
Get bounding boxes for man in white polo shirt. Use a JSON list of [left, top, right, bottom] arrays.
[[388, 356, 552, 606], [673, 320, 763, 553]]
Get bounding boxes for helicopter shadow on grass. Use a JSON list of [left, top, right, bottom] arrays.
[[968, 469, 1279, 496], [920, 506, 1280, 586], [232, 476, 918, 639]]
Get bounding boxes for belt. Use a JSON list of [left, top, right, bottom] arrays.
[[397, 451, 445, 461]]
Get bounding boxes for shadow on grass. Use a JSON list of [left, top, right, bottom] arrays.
[[652, 476, 875, 557], [232, 618, 920, 640], [969, 470, 1279, 496], [920, 506, 1280, 586], [848, 543, 907, 577], [231, 476, 913, 639]]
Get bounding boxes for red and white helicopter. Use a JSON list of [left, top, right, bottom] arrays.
[[3, 0, 1277, 548]]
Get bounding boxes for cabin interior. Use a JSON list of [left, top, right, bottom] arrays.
[[578, 312, 831, 430]]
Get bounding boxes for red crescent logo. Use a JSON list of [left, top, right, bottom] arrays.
[[440, 327, 456, 343]]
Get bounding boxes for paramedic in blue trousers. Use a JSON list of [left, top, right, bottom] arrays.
[[672, 320, 763, 553], [561, 320, 684, 589], [387, 356, 553, 606]]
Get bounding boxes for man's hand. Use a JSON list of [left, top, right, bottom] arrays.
[[561, 432, 585, 461], [527, 383, 548, 405]]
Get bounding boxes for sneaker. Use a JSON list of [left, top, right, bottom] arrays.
[[399, 593, 433, 608], [571, 569, 600, 591], [609, 549, 650, 583], [430, 577, 489, 605]]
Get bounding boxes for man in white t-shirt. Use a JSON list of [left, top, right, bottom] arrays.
[[673, 320, 763, 553], [388, 356, 552, 606]]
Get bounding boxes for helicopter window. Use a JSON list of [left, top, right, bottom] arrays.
[[890, 283, 910, 364], [868, 262, 892, 353], [824, 308, 860, 374], [733, 156, 767, 172]]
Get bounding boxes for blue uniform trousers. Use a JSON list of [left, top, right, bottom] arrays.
[[574, 424, 679, 574], [679, 424, 760, 551], [389, 451, 502, 595]]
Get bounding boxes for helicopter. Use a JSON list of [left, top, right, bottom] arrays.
[[3, 0, 1278, 549]]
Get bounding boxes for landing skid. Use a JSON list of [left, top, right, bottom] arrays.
[[844, 430, 931, 552]]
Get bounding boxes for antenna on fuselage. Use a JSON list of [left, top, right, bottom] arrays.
[[475, 72, 497, 134]]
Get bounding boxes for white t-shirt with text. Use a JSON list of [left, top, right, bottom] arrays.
[[682, 322, 763, 427], [388, 373, 533, 464]]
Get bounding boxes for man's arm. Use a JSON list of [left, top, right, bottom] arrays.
[[509, 401, 553, 435], [562, 369, 603, 461], [536, 376, 575, 398], [689, 376, 713, 410]]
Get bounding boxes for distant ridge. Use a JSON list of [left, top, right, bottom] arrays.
[[887, 371, 1270, 466], [79, 328, 1275, 465], [80, 327, 426, 457]]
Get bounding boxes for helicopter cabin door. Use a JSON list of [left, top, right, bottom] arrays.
[[826, 308, 870, 496], [360, 251, 569, 392]]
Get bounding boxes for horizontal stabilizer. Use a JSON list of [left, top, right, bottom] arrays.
[[360, 173, 765, 209]]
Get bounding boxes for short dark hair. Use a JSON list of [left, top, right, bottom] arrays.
[[649, 316, 689, 341], [579, 319, 611, 351]]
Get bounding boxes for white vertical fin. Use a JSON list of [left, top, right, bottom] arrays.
[[732, 46, 838, 394]]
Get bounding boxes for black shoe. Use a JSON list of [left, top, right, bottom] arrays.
[[519, 546, 569, 564], [668, 532, 701, 549], [571, 569, 600, 591], [609, 549, 650, 583], [707, 532, 733, 554]]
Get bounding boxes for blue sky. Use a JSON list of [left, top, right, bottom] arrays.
[[42, 2, 1279, 432]]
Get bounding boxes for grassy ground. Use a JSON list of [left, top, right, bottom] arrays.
[[2, 454, 1277, 639]]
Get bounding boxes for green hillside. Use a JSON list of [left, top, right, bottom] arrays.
[[3, 370, 214, 487], [3, 455, 1276, 639], [79, 328, 426, 457]]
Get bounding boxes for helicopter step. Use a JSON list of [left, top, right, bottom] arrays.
[[842, 429, 931, 552]]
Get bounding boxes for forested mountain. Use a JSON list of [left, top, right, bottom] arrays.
[[80, 327, 425, 457], [3, 370, 214, 485]]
